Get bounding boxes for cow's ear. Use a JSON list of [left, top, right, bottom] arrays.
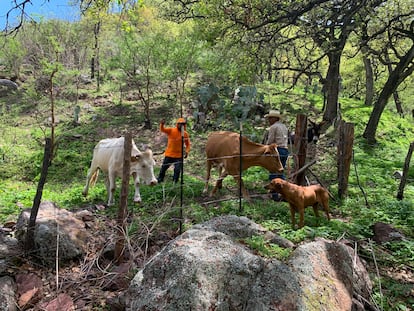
[[141, 144, 152, 151]]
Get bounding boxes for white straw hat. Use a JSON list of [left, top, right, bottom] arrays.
[[264, 110, 282, 118]]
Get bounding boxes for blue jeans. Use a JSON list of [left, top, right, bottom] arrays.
[[278, 147, 289, 170], [158, 157, 183, 183], [269, 147, 289, 200]]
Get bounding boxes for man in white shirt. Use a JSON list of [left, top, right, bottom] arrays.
[[263, 110, 289, 201]]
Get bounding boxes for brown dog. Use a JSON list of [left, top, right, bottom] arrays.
[[265, 178, 330, 229]]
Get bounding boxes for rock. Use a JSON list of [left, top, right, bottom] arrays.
[[373, 222, 405, 244], [0, 79, 18, 90], [123, 216, 373, 311], [0, 276, 17, 311], [280, 239, 372, 310], [15, 201, 91, 266], [2, 221, 16, 230], [15, 273, 43, 308], [102, 262, 134, 291], [39, 293, 75, 311], [106, 295, 125, 311], [126, 228, 264, 311], [193, 215, 294, 248], [191, 215, 268, 238], [264, 231, 295, 248], [78, 74, 92, 85], [0, 233, 21, 274], [74, 209, 94, 222]]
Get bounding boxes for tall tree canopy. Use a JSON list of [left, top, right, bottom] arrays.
[[3, 0, 414, 143]]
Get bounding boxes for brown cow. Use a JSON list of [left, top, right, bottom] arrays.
[[204, 131, 283, 198]]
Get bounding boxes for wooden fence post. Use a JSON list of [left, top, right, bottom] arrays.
[[25, 137, 52, 251], [337, 121, 354, 199], [115, 133, 132, 264], [397, 142, 414, 200], [294, 114, 308, 185]]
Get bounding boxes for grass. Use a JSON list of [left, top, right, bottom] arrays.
[[1, 82, 414, 310]]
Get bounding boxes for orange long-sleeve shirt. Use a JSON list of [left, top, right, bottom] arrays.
[[160, 119, 191, 158]]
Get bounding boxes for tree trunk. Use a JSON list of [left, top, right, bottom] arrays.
[[48, 69, 57, 157], [363, 55, 374, 106], [91, 57, 95, 79], [92, 21, 101, 91], [322, 52, 342, 124], [115, 133, 132, 264], [136, 81, 152, 130], [294, 114, 308, 186], [385, 51, 404, 116], [363, 89, 393, 144], [337, 121, 354, 199], [393, 92, 404, 116], [397, 142, 414, 200], [266, 50, 275, 81], [363, 46, 414, 143], [266, 59, 272, 81]]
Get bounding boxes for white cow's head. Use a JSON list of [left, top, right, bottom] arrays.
[[131, 147, 158, 186]]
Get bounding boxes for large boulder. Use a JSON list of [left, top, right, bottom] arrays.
[[123, 215, 372, 311], [0, 276, 17, 311], [0, 233, 20, 275], [15, 201, 90, 266]]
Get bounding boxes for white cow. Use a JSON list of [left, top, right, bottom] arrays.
[[82, 137, 158, 206]]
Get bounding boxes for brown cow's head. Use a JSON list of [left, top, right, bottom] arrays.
[[265, 144, 284, 173]]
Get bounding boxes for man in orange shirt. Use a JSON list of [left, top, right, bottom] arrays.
[[157, 118, 191, 183]]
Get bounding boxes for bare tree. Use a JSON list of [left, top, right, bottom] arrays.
[[3, 0, 37, 34]]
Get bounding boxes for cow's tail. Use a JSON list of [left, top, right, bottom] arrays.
[[90, 169, 99, 187]]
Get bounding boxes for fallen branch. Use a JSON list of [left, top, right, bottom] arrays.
[[308, 169, 337, 201], [201, 193, 270, 205], [288, 159, 317, 180]]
